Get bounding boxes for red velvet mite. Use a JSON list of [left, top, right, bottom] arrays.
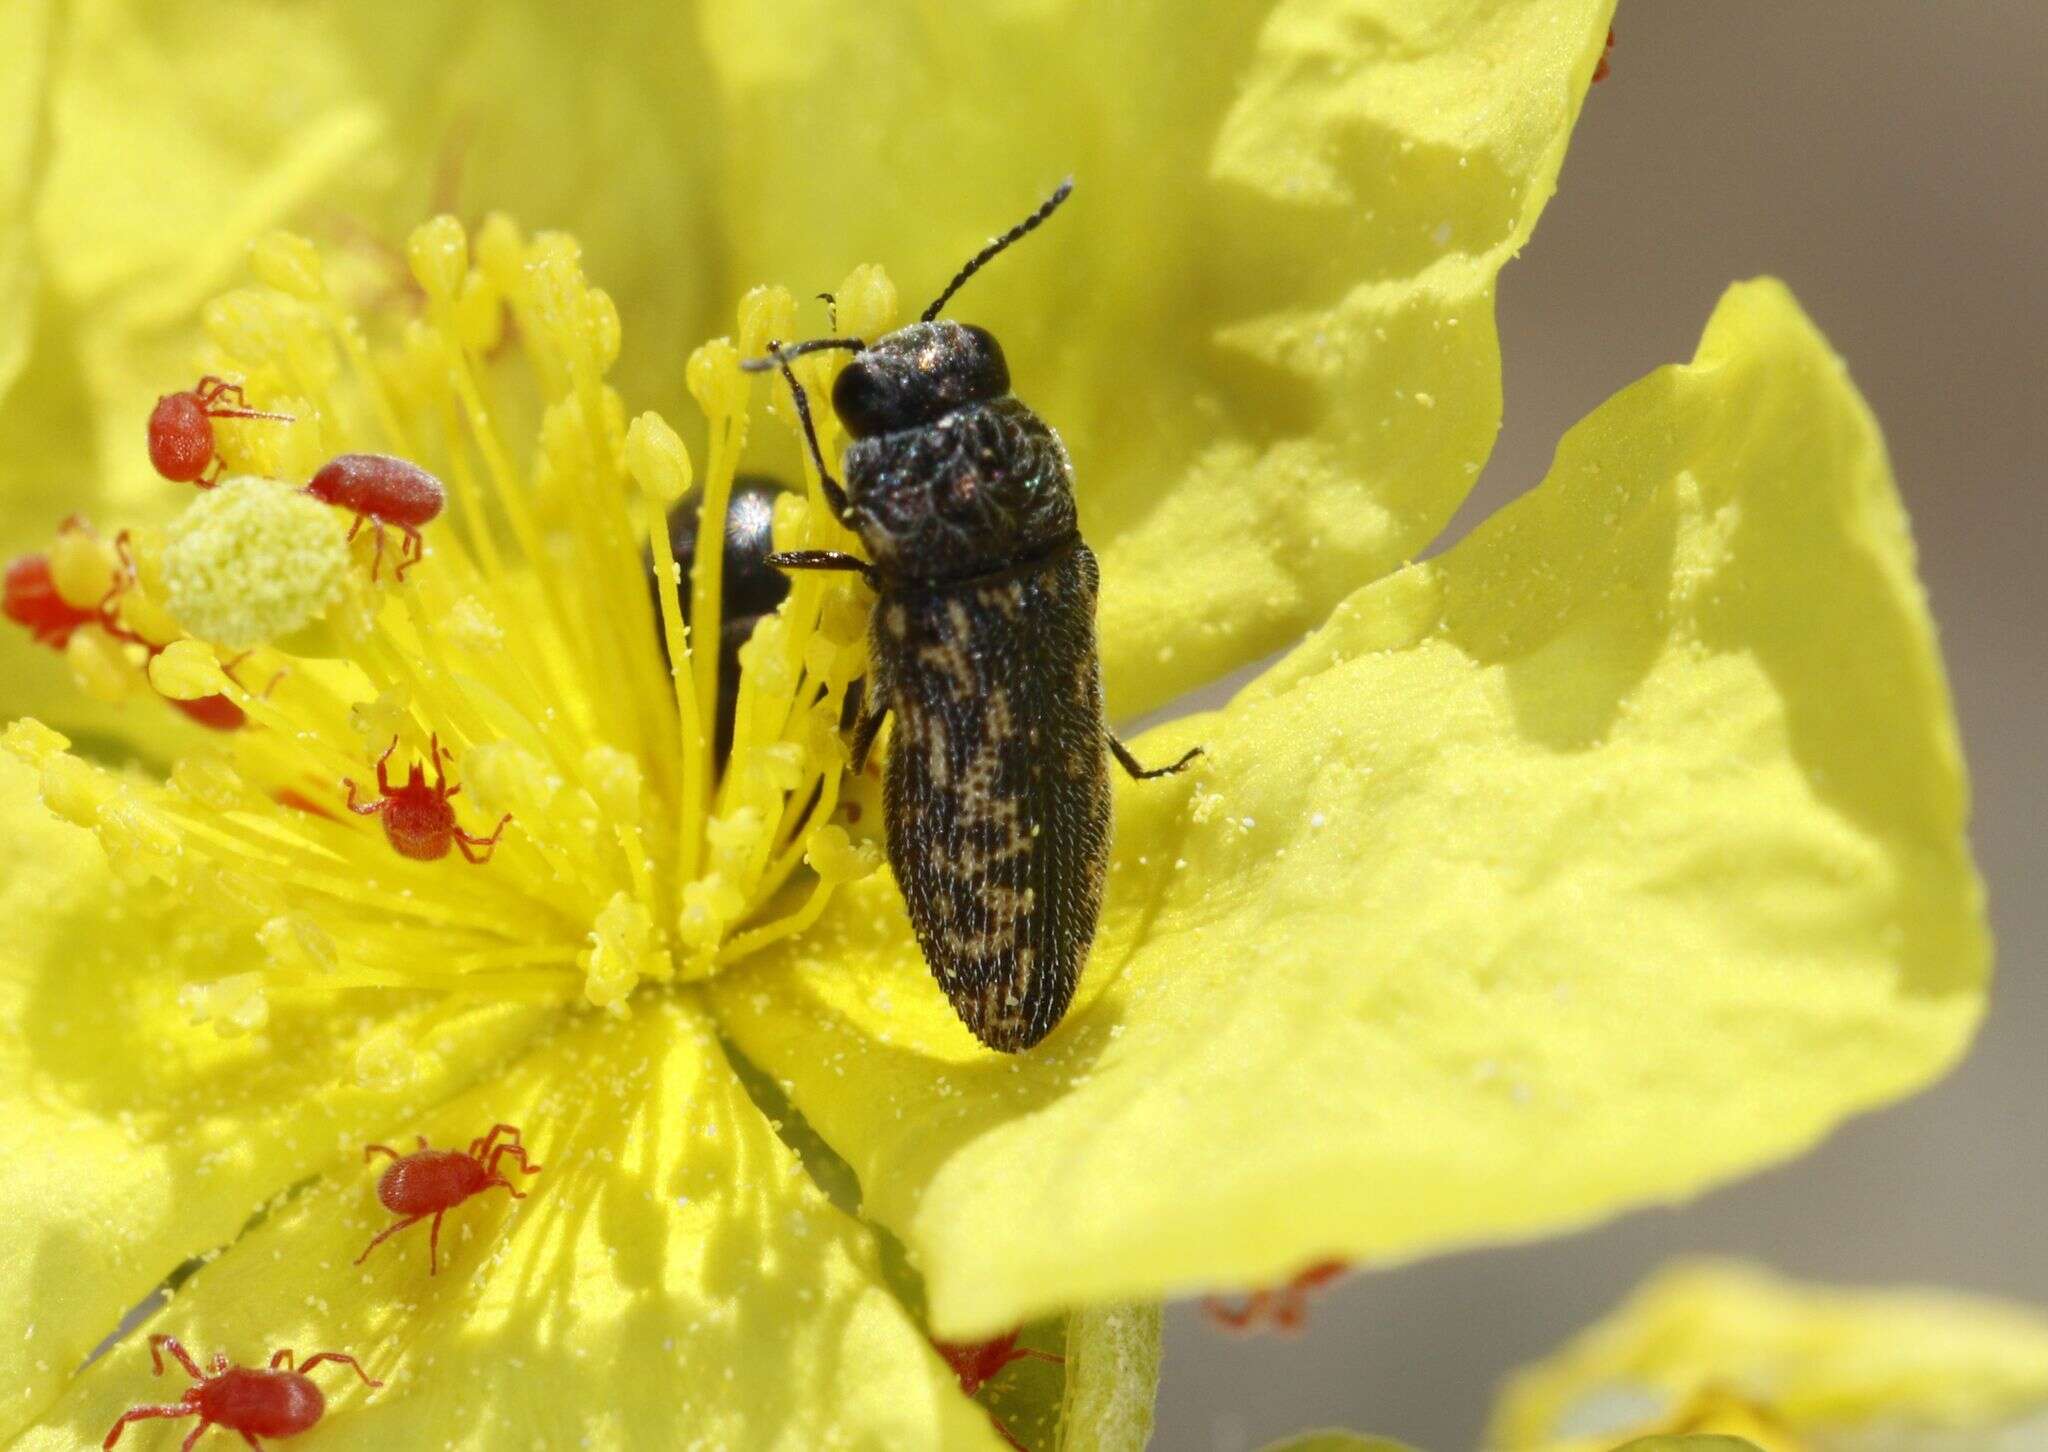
[[1201, 1258, 1350, 1334], [343, 734, 510, 864], [932, 1329, 1063, 1452], [2, 553, 98, 647], [103, 1334, 380, 1449], [356, 1122, 541, 1274], [147, 377, 294, 486], [303, 453, 446, 581]]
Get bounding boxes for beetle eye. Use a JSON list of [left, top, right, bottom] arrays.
[[831, 361, 892, 441]]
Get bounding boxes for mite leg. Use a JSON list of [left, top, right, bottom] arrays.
[[394, 523, 424, 581], [354, 1214, 425, 1266], [1108, 735, 1202, 781], [178, 1419, 216, 1452], [148, 1335, 205, 1381], [235, 1432, 260, 1451], [454, 814, 513, 864], [102, 1405, 191, 1449], [343, 779, 382, 816], [268, 1349, 295, 1370], [765, 549, 878, 591], [297, 1352, 382, 1387], [427, 1208, 447, 1274], [470, 1123, 524, 1158], [485, 1142, 540, 1178]]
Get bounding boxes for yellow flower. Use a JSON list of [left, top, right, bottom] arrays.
[[0, 2, 1990, 1449], [1492, 1260, 2048, 1451]]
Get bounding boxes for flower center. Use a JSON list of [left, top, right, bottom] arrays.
[[4, 216, 896, 1058]]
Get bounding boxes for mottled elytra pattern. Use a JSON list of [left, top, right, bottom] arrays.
[[879, 543, 1110, 1050], [760, 180, 1198, 1052]]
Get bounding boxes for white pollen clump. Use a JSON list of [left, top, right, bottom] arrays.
[[160, 475, 352, 648]]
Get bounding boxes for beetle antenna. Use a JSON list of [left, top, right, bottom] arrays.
[[921, 177, 1074, 323], [738, 337, 865, 374]]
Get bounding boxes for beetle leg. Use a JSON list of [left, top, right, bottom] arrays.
[[848, 703, 890, 776], [1108, 735, 1202, 781], [764, 549, 879, 591]]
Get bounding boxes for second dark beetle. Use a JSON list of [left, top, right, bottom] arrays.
[[751, 180, 1197, 1052]]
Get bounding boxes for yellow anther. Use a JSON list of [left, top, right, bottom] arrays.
[[770, 491, 813, 550], [35, 751, 118, 827], [686, 337, 747, 423], [354, 1026, 429, 1092], [259, 913, 339, 975], [625, 412, 694, 506], [454, 270, 505, 355], [583, 892, 665, 1009], [406, 215, 470, 304], [680, 872, 745, 950], [737, 285, 798, 362], [94, 797, 185, 886], [249, 231, 327, 301], [584, 288, 622, 375], [202, 289, 337, 388], [49, 527, 119, 609], [473, 212, 526, 295], [170, 753, 247, 812], [464, 741, 554, 820], [2, 719, 69, 768], [834, 263, 899, 341], [753, 741, 808, 794], [348, 686, 412, 755], [66, 626, 142, 704], [178, 973, 271, 1036], [148, 639, 231, 700], [736, 617, 795, 698], [805, 824, 880, 885], [704, 806, 766, 867], [582, 745, 643, 825], [160, 477, 352, 648], [442, 596, 504, 653]]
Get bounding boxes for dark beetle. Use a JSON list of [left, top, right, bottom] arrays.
[[748, 180, 1198, 1052], [649, 475, 794, 764]]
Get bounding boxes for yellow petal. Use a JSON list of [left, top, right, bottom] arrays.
[[1258, 1438, 1423, 1452], [701, 0, 1614, 715], [1490, 1260, 2048, 1449], [0, 0, 48, 399], [712, 279, 1985, 1336], [0, 753, 548, 1443], [13, 997, 1008, 1452]]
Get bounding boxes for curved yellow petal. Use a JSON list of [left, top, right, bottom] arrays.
[[1490, 1260, 2048, 1450], [712, 279, 1985, 1336], [11, 997, 1007, 1452], [0, 753, 549, 1443], [1259, 1438, 1423, 1452], [701, 0, 1614, 715]]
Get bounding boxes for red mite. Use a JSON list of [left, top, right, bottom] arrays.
[[2, 553, 97, 647], [147, 377, 295, 486], [1593, 26, 1616, 83], [1202, 1259, 1350, 1335], [303, 453, 446, 581], [932, 1330, 1063, 1452], [103, 1334, 379, 1450], [343, 735, 510, 864], [3, 541, 247, 730], [356, 1122, 541, 1274]]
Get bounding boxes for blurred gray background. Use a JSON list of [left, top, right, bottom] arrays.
[[1153, 7, 2048, 1449]]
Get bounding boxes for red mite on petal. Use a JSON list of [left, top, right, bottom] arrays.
[[3, 553, 98, 647], [104, 1334, 380, 1449], [147, 376, 295, 486], [357, 1122, 541, 1274], [1593, 26, 1616, 83], [931, 1330, 1063, 1451], [1202, 1259, 1351, 1335], [344, 735, 510, 864], [304, 453, 446, 581]]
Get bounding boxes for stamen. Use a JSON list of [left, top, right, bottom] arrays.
[[8, 225, 904, 1023]]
